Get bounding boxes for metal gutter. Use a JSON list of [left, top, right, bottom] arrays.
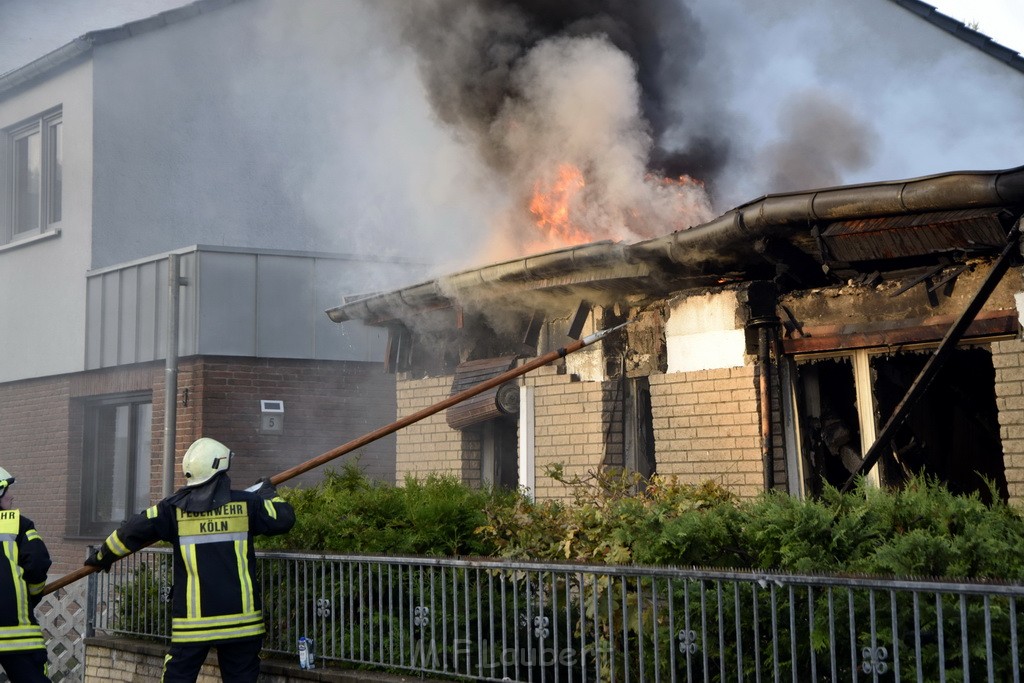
[[629, 165, 1024, 266], [326, 241, 626, 322]]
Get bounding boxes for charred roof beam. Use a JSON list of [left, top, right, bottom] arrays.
[[752, 236, 825, 289]]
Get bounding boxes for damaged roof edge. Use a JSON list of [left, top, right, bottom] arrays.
[[325, 241, 625, 323], [328, 165, 1024, 325], [630, 165, 1024, 264]]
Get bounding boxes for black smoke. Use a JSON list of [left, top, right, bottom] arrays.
[[389, 0, 730, 191]]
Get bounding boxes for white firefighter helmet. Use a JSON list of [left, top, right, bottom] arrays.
[[181, 438, 232, 487], [0, 467, 14, 498]]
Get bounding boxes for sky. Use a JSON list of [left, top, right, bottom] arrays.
[[2, 0, 1021, 80], [929, 0, 1024, 55]]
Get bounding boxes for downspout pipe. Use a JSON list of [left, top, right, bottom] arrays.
[[742, 281, 781, 492], [162, 254, 182, 497], [757, 322, 774, 490]]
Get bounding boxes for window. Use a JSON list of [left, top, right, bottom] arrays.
[[81, 393, 153, 536], [3, 108, 62, 244], [791, 346, 1008, 502]]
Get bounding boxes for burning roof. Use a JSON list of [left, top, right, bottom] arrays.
[[327, 164, 1024, 325]]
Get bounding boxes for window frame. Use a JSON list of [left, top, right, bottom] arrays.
[[2, 107, 62, 245], [80, 392, 154, 537]]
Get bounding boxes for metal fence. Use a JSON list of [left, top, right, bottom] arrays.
[[89, 548, 1024, 682]]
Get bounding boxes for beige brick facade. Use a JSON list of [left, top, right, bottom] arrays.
[[395, 375, 481, 485], [393, 363, 625, 500], [992, 337, 1024, 504], [524, 365, 621, 500], [649, 365, 764, 499]]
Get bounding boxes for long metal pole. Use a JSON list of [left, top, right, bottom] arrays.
[[44, 320, 633, 594]]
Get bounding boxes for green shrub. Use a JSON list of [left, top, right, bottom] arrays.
[[474, 466, 1024, 580], [257, 463, 521, 556], [257, 463, 1024, 579]]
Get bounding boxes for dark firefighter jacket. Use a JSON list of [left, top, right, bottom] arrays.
[[0, 510, 51, 652], [94, 475, 294, 644]]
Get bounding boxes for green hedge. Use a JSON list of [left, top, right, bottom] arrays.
[[256, 464, 521, 557], [259, 463, 1024, 581]]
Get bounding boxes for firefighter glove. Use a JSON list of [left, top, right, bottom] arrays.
[[253, 477, 278, 499], [85, 547, 115, 573]]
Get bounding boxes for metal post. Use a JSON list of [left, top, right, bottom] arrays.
[[162, 253, 181, 497]]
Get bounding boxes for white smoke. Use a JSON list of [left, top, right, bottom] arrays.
[[488, 35, 713, 255]]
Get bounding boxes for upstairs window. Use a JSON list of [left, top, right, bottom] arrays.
[[3, 108, 62, 244]]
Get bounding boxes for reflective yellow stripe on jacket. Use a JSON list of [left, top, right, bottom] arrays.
[[172, 503, 263, 643], [0, 511, 44, 651]]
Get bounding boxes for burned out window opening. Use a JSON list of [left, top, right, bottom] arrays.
[[793, 356, 869, 497], [871, 346, 1008, 503], [791, 343, 1009, 502]]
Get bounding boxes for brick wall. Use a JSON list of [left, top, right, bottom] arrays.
[[649, 365, 764, 499], [176, 357, 397, 490], [0, 357, 395, 576], [525, 365, 619, 500], [991, 337, 1024, 504], [395, 374, 480, 484], [0, 374, 77, 575]]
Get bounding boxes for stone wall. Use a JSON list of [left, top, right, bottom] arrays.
[[84, 636, 430, 682]]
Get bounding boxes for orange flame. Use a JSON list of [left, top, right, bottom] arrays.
[[528, 163, 591, 246], [526, 164, 710, 252]]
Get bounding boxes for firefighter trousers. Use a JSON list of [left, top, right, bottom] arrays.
[[161, 635, 262, 682], [0, 649, 50, 682]]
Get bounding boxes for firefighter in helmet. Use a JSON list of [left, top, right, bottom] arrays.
[[0, 467, 52, 682], [85, 438, 294, 682]]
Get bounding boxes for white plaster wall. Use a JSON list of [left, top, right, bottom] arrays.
[[665, 291, 746, 373], [0, 61, 93, 382]]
